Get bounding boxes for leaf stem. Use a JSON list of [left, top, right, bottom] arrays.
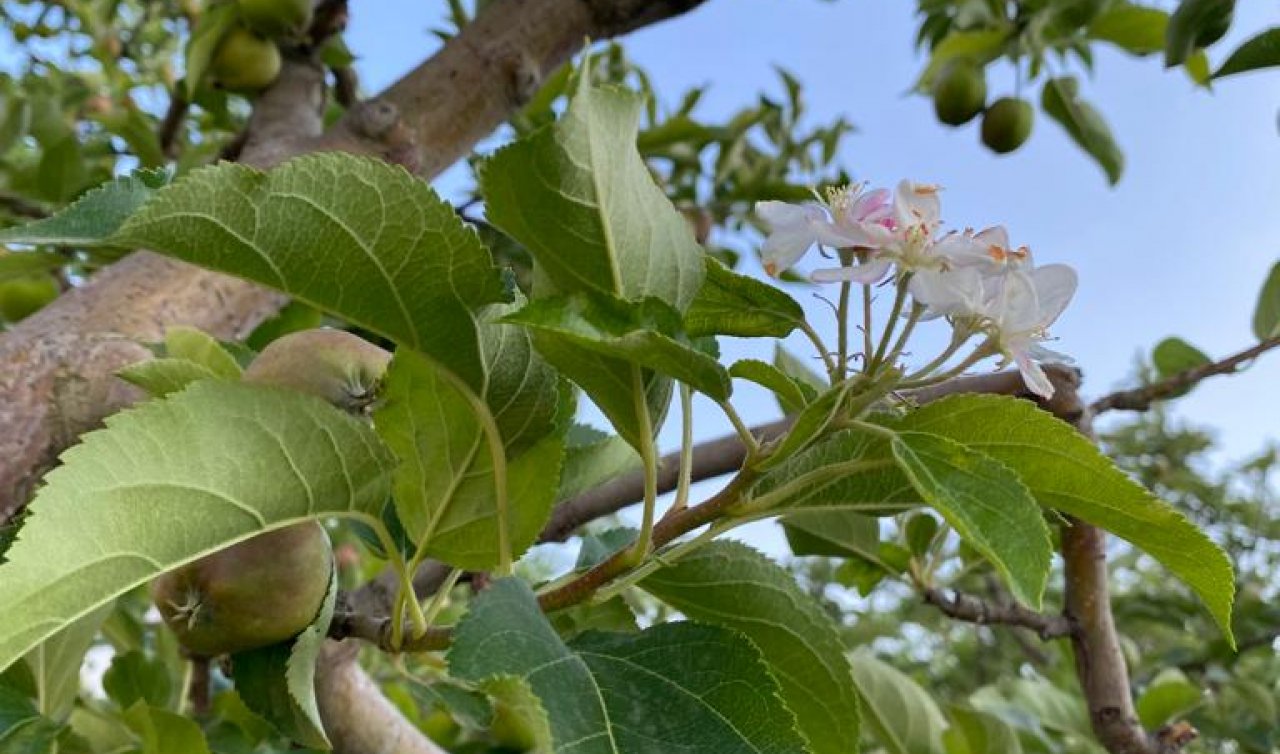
[[441, 370, 513, 576], [868, 275, 910, 373], [800, 320, 838, 381], [718, 398, 759, 457], [420, 568, 462, 627], [625, 368, 660, 564], [671, 384, 695, 513]]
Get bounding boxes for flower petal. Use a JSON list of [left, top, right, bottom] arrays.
[[1029, 264, 1078, 327]]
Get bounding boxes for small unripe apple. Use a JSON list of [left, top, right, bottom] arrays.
[[209, 26, 281, 93], [0, 274, 59, 322], [243, 329, 391, 413], [981, 97, 1034, 154], [932, 61, 986, 127], [238, 0, 313, 38], [151, 521, 332, 657]]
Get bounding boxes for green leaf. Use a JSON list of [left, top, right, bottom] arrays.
[[782, 510, 880, 560], [896, 394, 1236, 643], [1042, 77, 1124, 185], [686, 257, 805, 338], [1151, 337, 1211, 398], [557, 427, 639, 506], [374, 343, 564, 570], [245, 301, 324, 351], [977, 678, 1093, 739], [913, 30, 1009, 91], [123, 701, 211, 754], [575, 527, 638, 570], [944, 705, 1024, 754], [889, 429, 1051, 607], [505, 293, 731, 401], [746, 429, 918, 516], [549, 596, 638, 640], [1251, 261, 1280, 339], [481, 82, 704, 311], [408, 678, 494, 731], [0, 685, 40, 733], [103, 651, 173, 711], [115, 153, 507, 391], [0, 171, 166, 248], [773, 344, 827, 394], [117, 358, 222, 398], [23, 604, 111, 720], [642, 542, 862, 754], [756, 382, 851, 472], [162, 326, 242, 379], [1215, 27, 1280, 78], [1166, 0, 1234, 66], [1135, 669, 1203, 729], [232, 568, 337, 749], [1089, 3, 1169, 56], [0, 715, 67, 753], [0, 381, 394, 673], [481, 675, 553, 752], [184, 2, 239, 99], [849, 648, 947, 754], [449, 577, 807, 753], [730, 359, 814, 416]]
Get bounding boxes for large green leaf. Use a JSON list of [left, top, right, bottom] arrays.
[[449, 578, 807, 753], [481, 82, 704, 311], [0, 170, 167, 248], [115, 153, 507, 391], [896, 394, 1236, 642], [1042, 77, 1123, 185], [913, 30, 1009, 90], [1251, 261, 1280, 340], [375, 346, 565, 569], [0, 381, 395, 673], [481, 81, 705, 447], [1214, 27, 1280, 79], [849, 649, 947, 754], [730, 360, 815, 416], [504, 293, 730, 401], [686, 257, 805, 338], [556, 426, 640, 506], [889, 430, 1052, 608], [1135, 669, 1203, 729], [642, 542, 862, 754]]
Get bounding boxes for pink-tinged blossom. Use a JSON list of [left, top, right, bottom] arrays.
[[755, 183, 897, 277]]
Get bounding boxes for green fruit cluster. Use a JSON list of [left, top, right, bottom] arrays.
[[151, 329, 390, 657]]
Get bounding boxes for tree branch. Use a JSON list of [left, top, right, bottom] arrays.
[[1090, 335, 1280, 415], [1047, 372, 1176, 754], [922, 586, 1077, 640]]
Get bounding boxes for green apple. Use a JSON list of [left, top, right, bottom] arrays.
[[981, 97, 1034, 154], [932, 61, 986, 127], [151, 521, 332, 657], [209, 26, 281, 93], [243, 328, 391, 414]]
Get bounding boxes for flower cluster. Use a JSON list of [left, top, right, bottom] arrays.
[[756, 181, 1077, 398]]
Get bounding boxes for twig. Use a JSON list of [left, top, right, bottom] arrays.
[[1091, 335, 1280, 415], [332, 66, 359, 108], [0, 191, 49, 219], [923, 586, 1077, 640], [158, 92, 189, 158]]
